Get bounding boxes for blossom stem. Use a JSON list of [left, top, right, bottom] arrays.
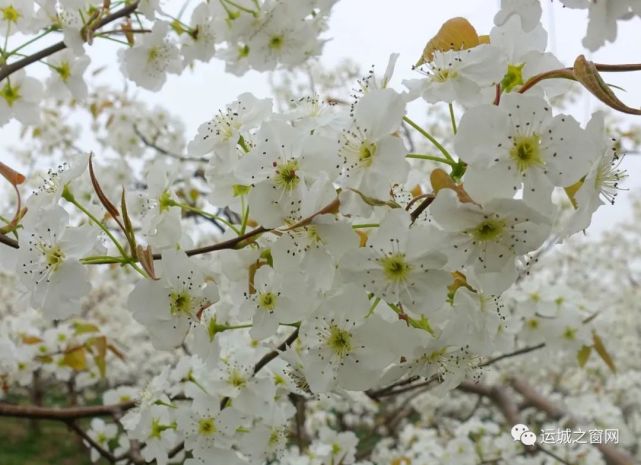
[[352, 223, 379, 229], [402, 116, 455, 162], [406, 153, 456, 166], [66, 198, 146, 276], [366, 297, 381, 317], [222, 0, 258, 15], [240, 197, 250, 235], [7, 28, 55, 57], [448, 103, 457, 134], [67, 198, 128, 258]]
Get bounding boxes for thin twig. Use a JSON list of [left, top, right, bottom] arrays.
[[134, 125, 207, 163], [67, 420, 118, 463]]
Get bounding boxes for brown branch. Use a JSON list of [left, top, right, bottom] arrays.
[[0, 231, 19, 248], [368, 344, 546, 400], [253, 327, 299, 375], [134, 125, 208, 163], [220, 328, 300, 410], [479, 343, 546, 368], [153, 226, 269, 260], [67, 420, 117, 463], [511, 377, 635, 465], [594, 63, 641, 72], [0, 1, 140, 82], [458, 381, 521, 426], [0, 400, 136, 421]]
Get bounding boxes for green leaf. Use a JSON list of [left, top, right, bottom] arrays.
[[592, 331, 616, 373], [577, 345, 592, 368]]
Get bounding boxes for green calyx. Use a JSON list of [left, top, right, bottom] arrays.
[[501, 63, 525, 93]]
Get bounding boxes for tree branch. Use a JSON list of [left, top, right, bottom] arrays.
[[67, 420, 118, 463], [0, 400, 136, 421], [510, 378, 635, 465], [0, 231, 19, 248]]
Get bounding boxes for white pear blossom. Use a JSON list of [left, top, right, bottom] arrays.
[[565, 112, 627, 235], [119, 21, 183, 91], [455, 93, 598, 210], [85, 418, 119, 462], [494, 0, 542, 32], [46, 50, 90, 100], [412, 45, 506, 105], [340, 209, 451, 312], [240, 266, 311, 340], [0, 69, 43, 126], [299, 285, 417, 392], [181, 3, 217, 65], [16, 206, 96, 320], [429, 188, 551, 278], [127, 250, 218, 349], [337, 88, 409, 198]]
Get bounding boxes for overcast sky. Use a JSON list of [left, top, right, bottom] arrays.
[[2, 0, 641, 236]]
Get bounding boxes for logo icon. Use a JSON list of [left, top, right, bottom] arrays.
[[511, 424, 537, 446]]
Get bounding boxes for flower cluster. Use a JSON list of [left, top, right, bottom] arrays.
[[0, 0, 336, 126], [0, 1, 638, 465]]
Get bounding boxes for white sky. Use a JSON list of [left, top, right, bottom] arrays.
[[2, 0, 641, 236]]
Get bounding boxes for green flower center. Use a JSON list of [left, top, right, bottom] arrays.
[[470, 218, 506, 241], [169, 291, 192, 316], [562, 327, 577, 340], [358, 141, 377, 167], [501, 63, 525, 92], [197, 418, 217, 436], [274, 160, 300, 191], [269, 35, 284, 49], [228, 369, 247, 388], [1, 5, 20, 23], [149, 419, 175, 439], [326, 325, 352, 358], [45, 245, 65, 271], [434, 68, 459, 82], [1, 82, 21, 107], [510, 134, 543, 172], [380, 253, 411, 282], [147, 46, 161, 62], [57, 62, 72, 82], [257, 291, 277, 311]]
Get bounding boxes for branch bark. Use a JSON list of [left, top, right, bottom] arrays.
[[0, 232, 19, 248], [0, 400, 136, 421]]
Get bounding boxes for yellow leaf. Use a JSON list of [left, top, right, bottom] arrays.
[[431, 169, 475, 204], [73, 321, 100, 335], [577, 345, 592, 367], [418, 17, 480, 66], [592, 332, 616, 373], [63, 347, 87, 371], [89, 336, 108, 377], [21, 335, 43, 345], [478, 34, 490, 44]]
